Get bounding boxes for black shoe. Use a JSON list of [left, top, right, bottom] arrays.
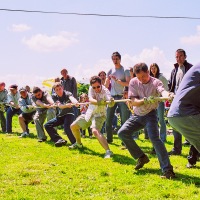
[[168, 150, 181, 156], [150, 148, 156, 155], [135, 154, 150, 170], [55, 139, 67, 147], [107, 139, 113, 144], [161, 170, 175, 179]]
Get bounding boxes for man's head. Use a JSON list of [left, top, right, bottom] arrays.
[[53, 82, 64, 97], [90, 76, 102, 93], [9, 84, 18, 95], [0, 82, 5, 92], [19, 87, 28, 99], [111, 52, 121, 66], [61, 68, 68, 79], [134, 63, 150, 84], [33, 86, 43, 99], [176, 49, 187, 66]]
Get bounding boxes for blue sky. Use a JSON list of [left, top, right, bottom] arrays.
[[0, 0, 200, 89]]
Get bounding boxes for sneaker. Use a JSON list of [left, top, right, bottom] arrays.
[[69, 143, 83, 149], [161, 170, 176, 179], [150, 148, 156, 155], [104, 150, 113, 159], [55, 139, 67, 147], [82, 135, 86, 138], [168, 150, 181, 156], [89, 135, 93, 139], [19, 132, 29, 138], [186, 162, 195, 168], [135, 154, 150, 170]]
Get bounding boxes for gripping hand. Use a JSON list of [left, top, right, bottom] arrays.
[[97, 99, 107, 106], [144, 96, 157, 104], [108, 97, 115, 107]]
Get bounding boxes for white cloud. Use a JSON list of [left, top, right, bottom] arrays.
[[0, 47, 172, 90], [10, 24, 31, 32], [22, 31, 79, 52], [180, 25, 200, 45]]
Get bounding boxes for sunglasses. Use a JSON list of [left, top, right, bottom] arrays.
[[92, 85, 101, 89]]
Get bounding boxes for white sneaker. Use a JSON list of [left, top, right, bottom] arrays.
[[104, 150, 113, 159], [68, 143, 83, 149], [19, 132, 29, 138]]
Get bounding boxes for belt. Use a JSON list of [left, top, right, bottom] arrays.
[[112, 95, 123, 98]]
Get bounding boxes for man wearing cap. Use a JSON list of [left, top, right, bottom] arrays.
[[60, 68, 78, 118], [18, 87, 36, 138], [31, 87, 56, 142], [0, 82, 8, 132], [6, 84, 21, 133]]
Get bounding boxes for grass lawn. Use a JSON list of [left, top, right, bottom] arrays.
[[0, 116, 200, 200]]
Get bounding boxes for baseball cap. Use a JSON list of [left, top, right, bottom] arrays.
[[9, 84, 18, 90]]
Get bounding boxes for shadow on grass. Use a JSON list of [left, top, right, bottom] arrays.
[[133, 168, 200, 187]]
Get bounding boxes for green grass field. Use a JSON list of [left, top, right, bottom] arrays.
[[0, 116, 200, 200]]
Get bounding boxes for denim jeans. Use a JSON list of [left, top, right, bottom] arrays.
[[168, 114, 200, 153], [106, 96, 130, 142], [118, 110, 173, 172], [143, 102, 166, 143], [0, 111, 6, 132], [44, 114, 76, 144], [6, 107, 22, 133], [157, 102, 167, 143]]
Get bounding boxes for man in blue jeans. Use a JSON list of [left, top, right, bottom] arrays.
[[104, 52, 130, 143], [44, 82, 77, 147], [168, 49, 193, 155], [118, 63, 175, 179]]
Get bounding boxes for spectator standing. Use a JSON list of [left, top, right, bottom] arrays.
[[0, 82, 7, 132], [118, 63, 175, 179], [60, 68, 78, 118], [6, 84, 21, 133], [32, 87, 56, 142], [168, 49, 193, 155], [150, 63, 168, 143], [79, 93, 92, 138], [105, 52, 131, 143]]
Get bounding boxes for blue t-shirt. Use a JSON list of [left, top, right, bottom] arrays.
[[168, 64, 200, 117]]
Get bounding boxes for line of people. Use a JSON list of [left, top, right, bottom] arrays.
[[0, 49, 199, 179]]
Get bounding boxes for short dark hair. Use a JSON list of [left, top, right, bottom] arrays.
[[111, 51, 121, 60], [98, 71, 106, 76], [32, 86, 41, 94], [134, 63, 148, 74], [90, 76, 102, 85], [176, 49, 186, 57]]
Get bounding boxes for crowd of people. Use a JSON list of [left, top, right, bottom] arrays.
[[0, 49, 199, 179]]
